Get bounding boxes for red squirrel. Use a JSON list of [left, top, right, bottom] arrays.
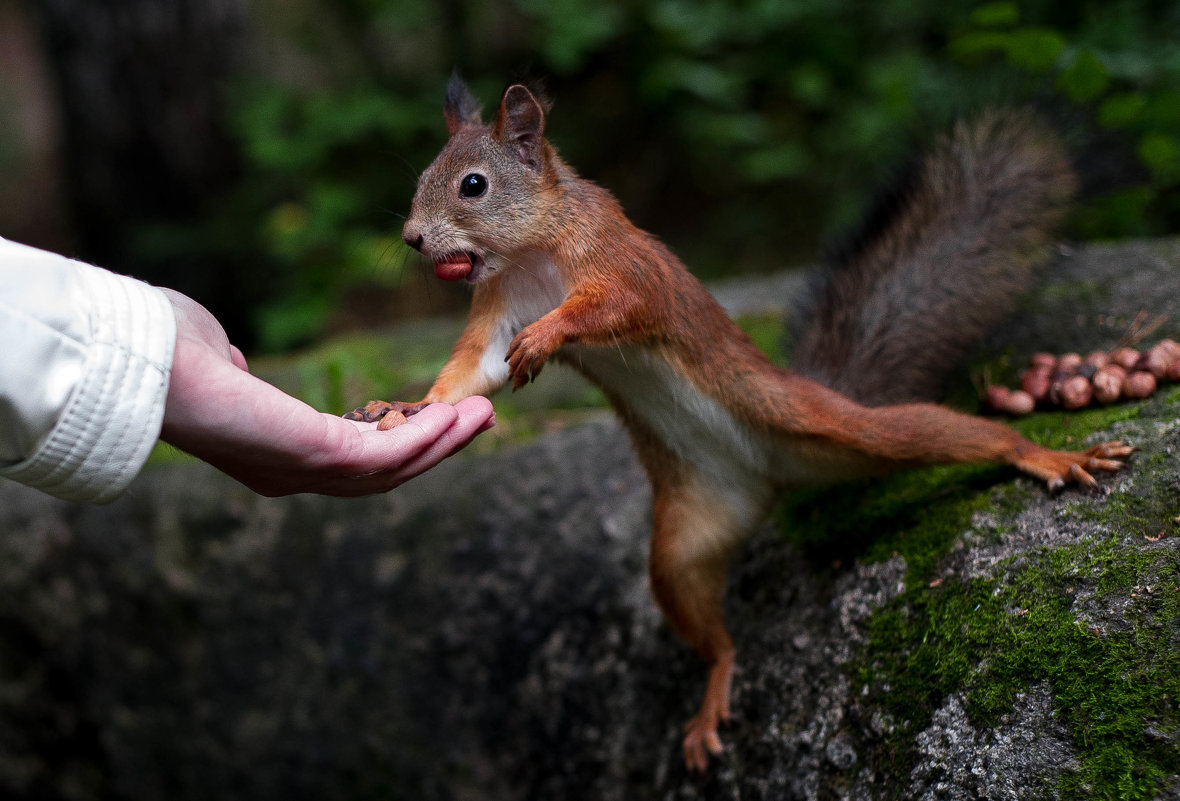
[[347, 77, 1132, 771]]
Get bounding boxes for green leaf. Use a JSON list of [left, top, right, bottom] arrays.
[[514, 0, 624, 73], [970, 2, 1020, 28], [645, 58, 745, 105], [255, 293, 335, 353], [948, 30, 1012, 63], [1004, 27, 1066, 72], [1072, 187, 1154, 239], [790, 64, 832, 107], [1137, 132, 1179, 175], [741, 142, 809, 182], [1058, 49, 1110, 102], [688, 111, 770, 147], [1144, 91, 1180, 131], [1098, 93, 1147, 129]]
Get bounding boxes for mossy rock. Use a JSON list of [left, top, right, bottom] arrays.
[[773, 398, 1180, 800]]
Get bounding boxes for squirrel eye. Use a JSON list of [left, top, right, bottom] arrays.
[[459, 173, 488, 198]]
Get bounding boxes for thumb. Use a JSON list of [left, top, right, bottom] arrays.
[[161, 288, 238, 364]]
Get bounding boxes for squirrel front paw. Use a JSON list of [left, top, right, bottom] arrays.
[[343, 400, 428, 430], [505, 324, 560, 390]]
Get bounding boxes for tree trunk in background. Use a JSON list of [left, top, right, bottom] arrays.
[[29, 0, 263, 346], [0, 1, 69, 253]]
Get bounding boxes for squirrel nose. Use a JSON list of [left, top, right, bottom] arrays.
[[402, 228, 424, 252]]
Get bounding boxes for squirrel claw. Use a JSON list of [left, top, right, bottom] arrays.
[[683, 721, 725, 774], [1087, 442, 1135, 460], [505, 327, 555, 389], [508, 364, 538, 391], [1068, 463, 1097, 488], [343, 399, 426, 424], [343, 400, 392, 423], [1030, 440, 1130, 493]]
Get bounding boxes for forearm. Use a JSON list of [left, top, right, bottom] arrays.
[[0, 239, 176, 503], [162, 329, 496, 497]]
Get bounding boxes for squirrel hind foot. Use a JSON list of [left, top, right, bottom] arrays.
[[1020, 440, 1132, 492], [681, 652, 735, 772], [683, 717, 726, 774]]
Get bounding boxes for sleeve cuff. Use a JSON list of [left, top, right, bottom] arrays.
[[0, 263, 177, 503]]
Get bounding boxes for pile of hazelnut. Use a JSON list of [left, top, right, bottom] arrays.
[[985, 339, 1180, 416]]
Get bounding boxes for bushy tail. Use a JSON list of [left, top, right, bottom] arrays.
[[791, 110, 1077, 406]]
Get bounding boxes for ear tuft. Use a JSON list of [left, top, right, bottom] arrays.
[[444, 71, 483, 135], [494, 83, 548, 170]]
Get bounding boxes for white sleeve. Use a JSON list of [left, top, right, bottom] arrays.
[[0, 238, 177, 503]]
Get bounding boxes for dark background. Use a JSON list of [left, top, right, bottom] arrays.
[[2, 0, 1178, 353]]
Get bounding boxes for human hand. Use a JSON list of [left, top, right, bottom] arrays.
[[159, 290, 494, 496]]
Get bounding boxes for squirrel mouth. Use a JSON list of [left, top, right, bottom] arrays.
[[433, 252, 483, 282]]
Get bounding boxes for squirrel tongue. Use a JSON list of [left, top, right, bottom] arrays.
[[434, 255, 473, 281]]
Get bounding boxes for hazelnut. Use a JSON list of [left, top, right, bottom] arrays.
[[1111, 347, 1140, 370], [1103, 363, 1128, 381], [1092, 368, 1123, 404], [1137, 344, 1171, 379], [1083, 350, 1110, 369], [1168, 357, 1180, 382], [1157, 338, 1180, 360], [1056, 352, 1083, 373], [376, 409, 409, 429], [1020, 366, 1052, 402], [1123, 371, 1157, 399], [1060, 375, 1091, 409], [1002, 389, 1036, 415], [984, 385, 1011, 411]]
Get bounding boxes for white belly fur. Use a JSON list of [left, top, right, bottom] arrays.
[[477, 252, 569, 387], [569, 342, 791, 528]]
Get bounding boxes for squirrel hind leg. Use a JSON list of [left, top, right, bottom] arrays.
[[647, 469, 767, 771]]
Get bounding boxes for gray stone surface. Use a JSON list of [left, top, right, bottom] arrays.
[[906, 688, 1077, 801]]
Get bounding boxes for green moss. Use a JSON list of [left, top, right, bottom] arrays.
[[780, 463, 1020, 586], [846, 397, 1179, 799], [1007, 402, 1143, 451], [860, 537, 1180, 800]]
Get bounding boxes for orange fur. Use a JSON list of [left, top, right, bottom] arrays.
[[425, 281, 507, 402]]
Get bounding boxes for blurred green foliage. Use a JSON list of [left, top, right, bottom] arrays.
[[213, 0, 1180, 352]]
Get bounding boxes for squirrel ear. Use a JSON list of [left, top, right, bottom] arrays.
[[444, 72, 482, 135], [494, 83, 546, 170]]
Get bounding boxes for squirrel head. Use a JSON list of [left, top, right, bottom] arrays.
[[402, 75, 559, 283]]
